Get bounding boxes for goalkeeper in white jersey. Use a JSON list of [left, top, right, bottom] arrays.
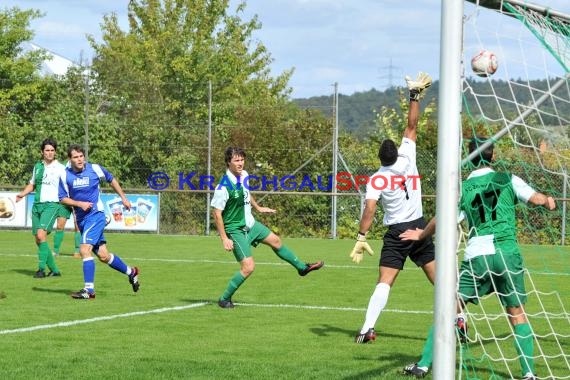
[[400, 137, 556, 380], [349, 72, 436, 344]]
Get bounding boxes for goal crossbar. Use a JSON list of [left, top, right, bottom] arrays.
[[466, 0, 570, 24]]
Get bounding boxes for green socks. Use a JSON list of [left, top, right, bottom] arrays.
[[417, 325, 434, 368], [514, 323, 534, 376], [74, 231, 81, 253], [221, 271, 246, 301], [273, 245, 305, 271], [53, 230, 65, 254], [37, 241, 50, 271]]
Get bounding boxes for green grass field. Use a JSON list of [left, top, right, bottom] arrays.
[[0, 230, 568, 379]]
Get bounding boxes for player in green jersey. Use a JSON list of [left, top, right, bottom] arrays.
[[211, 146, 324, 308], [400, 137, 555, 380], [15, 138, 64, 278]]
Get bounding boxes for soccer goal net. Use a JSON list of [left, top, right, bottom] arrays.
[[458, 0, 570, 379]]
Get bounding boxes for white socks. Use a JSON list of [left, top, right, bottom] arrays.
[[360, 282, 391, 334]]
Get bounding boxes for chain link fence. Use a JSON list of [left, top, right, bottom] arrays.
[[1, 85, 567, 244]]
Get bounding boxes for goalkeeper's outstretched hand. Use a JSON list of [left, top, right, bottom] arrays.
[[349, 233, 374, 264], [405, 72, 432, 101]]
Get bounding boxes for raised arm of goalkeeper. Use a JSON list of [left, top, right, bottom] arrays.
[[403, 71, 432, 142]]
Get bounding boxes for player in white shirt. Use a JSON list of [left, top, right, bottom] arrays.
[[349, 73, 436, 343], [16, 138, 65, 278]]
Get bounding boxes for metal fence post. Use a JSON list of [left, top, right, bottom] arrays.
[[562, 170, 567, 245]]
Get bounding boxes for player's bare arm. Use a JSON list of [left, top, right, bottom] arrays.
[[358, 199, 377, 235], [213, 208, 233, 251], [250, 194, 276, 214], [60, 197, 93, 212], [400, 217, 436, 241], [348, 199, 377, 264], [528, 192, 556, 211], [109, 178, 131, 210], [15, 184, 34, 202], [404, 99, 420, 142], [403, 72, 432, 142]]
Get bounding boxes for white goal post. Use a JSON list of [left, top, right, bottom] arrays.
[[436, 0, 570, 378]]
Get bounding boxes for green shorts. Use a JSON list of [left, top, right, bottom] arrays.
[[226, 221, 271, 262], [31, 202, 60, 235], [57, 204, 72, 219], [458, 242, 526, 308]]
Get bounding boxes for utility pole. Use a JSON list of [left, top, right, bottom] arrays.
[[378, 58, 402, 89]]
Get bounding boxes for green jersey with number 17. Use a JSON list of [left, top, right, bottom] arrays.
[[460, 171, 518, 243]]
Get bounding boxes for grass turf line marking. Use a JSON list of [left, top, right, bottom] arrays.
[[1, 300, 563, 335], [1, 253, 569, 276], [0, 302, 208, 335], [236, 302, 433, 314], [0, 301, 431, 335]]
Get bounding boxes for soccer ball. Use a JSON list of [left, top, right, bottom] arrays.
[[471, 50, 498, 77]]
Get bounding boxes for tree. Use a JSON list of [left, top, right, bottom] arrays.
[[86, 0, 294, 185], [0, 7, 56, 184]]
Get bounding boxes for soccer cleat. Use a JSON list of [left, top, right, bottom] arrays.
[[355, 328, 376, 343], [456, 317, 468, 343], [128, 267, 140, 293], [70, 289, 95, 300], [403, 363, 428, 378], [47, 271, 62, 277], [298, 261, 324, 276], [522, 373, 537, 380], [218, 298, 235, 309], [33, 270, 46, 278]]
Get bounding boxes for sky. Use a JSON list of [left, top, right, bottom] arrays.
[[3, 0, 570, 98]]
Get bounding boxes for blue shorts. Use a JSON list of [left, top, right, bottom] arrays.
[[78, 212, 107, 252]]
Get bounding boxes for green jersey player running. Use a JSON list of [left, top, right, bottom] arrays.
[[399, 137, 556, 380], [211, 146, 324, 309]]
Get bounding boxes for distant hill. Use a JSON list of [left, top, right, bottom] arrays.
[[293, 78, 569, 135], [293, 87, 406, 135]]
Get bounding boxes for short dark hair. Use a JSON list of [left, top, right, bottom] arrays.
[[224, 146, 246, 165], [469, 136, 494, 166], [67, 144, 85, 158], [41, 138, 57, 151], [378, 139, 398, 166]]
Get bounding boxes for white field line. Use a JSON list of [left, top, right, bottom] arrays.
[[1, 253, 568, 275], [0, 302, 209, 335], [0, 301, 431, 336], [0, 299, 565, 336]]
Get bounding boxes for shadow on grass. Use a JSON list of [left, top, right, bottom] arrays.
[[310, 323, 430, 342], [55, 252, 81, 258], [32, 287, 75, 295], [341, 352, 422, 379], [180, 298, 215, 305], [12, 269, 38, 277]]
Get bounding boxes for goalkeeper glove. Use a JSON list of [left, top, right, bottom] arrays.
[[405, 71, 432, 101], [349, 233, 374, 264]]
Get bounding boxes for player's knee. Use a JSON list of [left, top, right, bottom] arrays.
[[36, 230, 47, 241], [265, 233, 281, 249], [241, 261, 255, 276], [98, 251, 111, 262]]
